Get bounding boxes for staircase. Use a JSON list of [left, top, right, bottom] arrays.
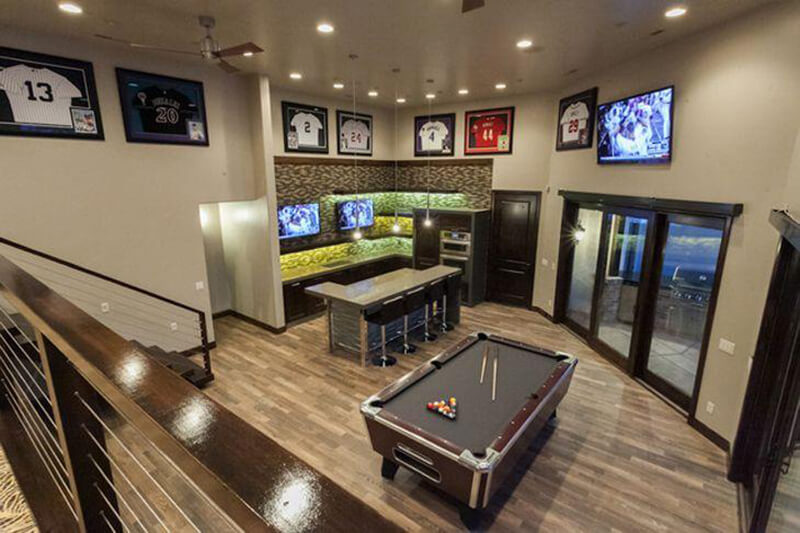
[[130, 340, 213, 387]]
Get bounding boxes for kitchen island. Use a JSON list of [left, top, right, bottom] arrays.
[[305, 266, 461, 366]]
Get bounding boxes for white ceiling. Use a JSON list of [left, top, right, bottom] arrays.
[[3, 0, 776, 107]]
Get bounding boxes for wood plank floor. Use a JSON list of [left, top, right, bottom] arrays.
[[205, 303, 737, 532]]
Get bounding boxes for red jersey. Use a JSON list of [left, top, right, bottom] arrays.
[[470, 116, 506, 148]]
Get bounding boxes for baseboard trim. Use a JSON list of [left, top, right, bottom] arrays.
[[215, 309, 287, 334], [689, 417, 729, 452], [530, 305, 555, 322]]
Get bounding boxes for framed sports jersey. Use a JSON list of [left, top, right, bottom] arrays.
[[556, 87, 597, 151], [464, 107, 514, 155], [282, 101, 328, 154], [414, 113, 454, 157], [336, 110, 372, 156], [0, 46, 104, 140], [116, 68, 208, 146]]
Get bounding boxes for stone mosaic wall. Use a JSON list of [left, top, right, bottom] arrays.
[[275, 158, 492, 251], [279, 236, 412, 271]]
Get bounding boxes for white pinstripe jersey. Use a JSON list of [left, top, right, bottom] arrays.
[[0, 64, 82, 126]]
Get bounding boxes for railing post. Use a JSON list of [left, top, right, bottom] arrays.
[[199, 312, 212, 376], [38, 332, 121, 532]]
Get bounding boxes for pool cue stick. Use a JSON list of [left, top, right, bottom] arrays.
[[491, 352, 498, 401], [480, 343, 489, 383]]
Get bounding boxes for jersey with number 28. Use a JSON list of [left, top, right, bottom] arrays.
[[0, 64, 82, 126]]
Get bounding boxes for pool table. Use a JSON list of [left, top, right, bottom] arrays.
[[361, 332, 577, 524]]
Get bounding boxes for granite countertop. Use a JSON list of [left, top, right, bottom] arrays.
[[281, 251, 412, 284], [305, 265, 460, 308]]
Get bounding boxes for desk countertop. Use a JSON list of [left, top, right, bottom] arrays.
[[305, 266, 460, 309]]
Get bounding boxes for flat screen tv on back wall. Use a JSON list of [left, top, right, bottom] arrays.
[[277, 203, 320, 240], [337, 199, 374, 231], [597, 86, 674, 164]]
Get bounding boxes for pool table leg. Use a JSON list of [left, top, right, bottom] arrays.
[[550, 409, 557, 420], [458, 504, 482, 530], [381, 458, 399, 480]]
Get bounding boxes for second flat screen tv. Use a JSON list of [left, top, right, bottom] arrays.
[[277, 203, 320, 240], [597, 86, 674, 164], [337, 199, 374, 230]]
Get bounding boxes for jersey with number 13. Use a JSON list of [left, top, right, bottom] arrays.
[[0, 64, 82, 126]]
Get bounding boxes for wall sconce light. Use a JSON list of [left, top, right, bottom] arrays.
[[574, 223, 586, 242]]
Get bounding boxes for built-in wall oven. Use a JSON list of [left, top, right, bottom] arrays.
[[439, 231, 471, 303]]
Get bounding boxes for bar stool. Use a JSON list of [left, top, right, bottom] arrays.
[[423, 280, 445, 342], [398, 287, 425, 354], [365, 296, 404, 367], [438, 273, 459, 333]]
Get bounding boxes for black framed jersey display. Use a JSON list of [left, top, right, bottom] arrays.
[[555, 87, 597, 151], [282, 101, 328, 154], [116, 68, 208, 146], [0, 46, 104, 140], [414, 113, 455, 157], [336, 110, 372, 156]]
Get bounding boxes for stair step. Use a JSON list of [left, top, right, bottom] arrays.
[[129, 341, 212, 388]]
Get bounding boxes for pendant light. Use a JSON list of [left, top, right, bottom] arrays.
[[350, 54, 362, 240], [423, 93, 433, 228], [392, 68, 401, 234]]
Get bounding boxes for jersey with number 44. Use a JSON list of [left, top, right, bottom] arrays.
[[0, 64, 82, 126]]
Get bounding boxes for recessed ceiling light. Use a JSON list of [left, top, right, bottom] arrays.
[[495, 83, 507, 90], [333, 81, 344, 89], [516, 39, 533, 49], [396, 97, 406, 104], [458, 88, 469, 95], [368, 90, 378, 97], [242, 51, 254, 57], [665, 6, 687, 18], [58, 2, 83, 14], [317, 22, 334, 33], [290, 72, 302, 80], [425, 93, 436, 99]]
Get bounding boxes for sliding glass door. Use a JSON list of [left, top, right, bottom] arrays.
[[559, 197, 735, 415], [641, 215, 724, 408]]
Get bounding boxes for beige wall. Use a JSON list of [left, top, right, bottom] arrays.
[[538, 1, 800, 441], [0, 26, 262, 341], [395, 93, 555, 191], [270, 87, 395, 160]]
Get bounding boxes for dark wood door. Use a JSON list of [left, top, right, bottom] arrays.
[[486, 191, 540, 306]]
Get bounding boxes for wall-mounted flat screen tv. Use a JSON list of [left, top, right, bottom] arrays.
[[597, 86, 674, 164], [277, 203, 320, 240], [337, 199, 374, 230]]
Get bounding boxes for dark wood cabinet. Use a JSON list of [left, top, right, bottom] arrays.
[[282, 256, 411, 325], [412, 212, 440, 269]]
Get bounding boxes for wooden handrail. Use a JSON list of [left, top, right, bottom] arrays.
[[0, 255, 398, 531], [0, 236, 204, 316]]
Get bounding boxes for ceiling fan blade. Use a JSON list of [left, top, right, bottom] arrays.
[[462, 0, 485, 13], [217, 59, 240, 74], [95, 34, 200, 56], [216, 42, 264, 58]]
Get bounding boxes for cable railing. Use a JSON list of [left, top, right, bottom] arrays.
[[0, 237, 212, 386], [0, 253, 399, 532]]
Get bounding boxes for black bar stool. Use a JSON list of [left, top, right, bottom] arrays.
[[365, 296, 404, 367], [398, 287, 425, 354], [423, 280, 445, 342], [438, 274, 459, 333]]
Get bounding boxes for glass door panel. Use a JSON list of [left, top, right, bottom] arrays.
[[646, 220, 723, 399], [597, 214, 648, 358], [766, 395, 800, 532], [566, 208, 603, 330]]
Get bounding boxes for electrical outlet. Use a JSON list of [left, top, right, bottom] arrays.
[[541, 258, 549, 267], [547, 299, 553, 308], [170, 322, 178, 331], [706, 401, 716, 414], [100, 302, 109, 313], [195, 281, 205, 291], [551, 261, 556, 271], [718, 338, 735, 355]]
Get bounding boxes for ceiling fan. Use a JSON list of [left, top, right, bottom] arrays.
[[462, 0, 486, 13], [95, 15, 263, 73]]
